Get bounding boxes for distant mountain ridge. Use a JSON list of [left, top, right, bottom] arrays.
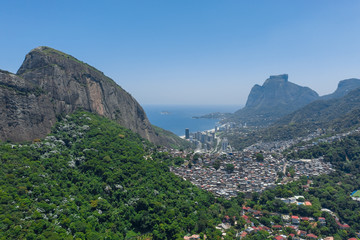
[[255, 86, 360, 144], [231, 74, 319, 126], [228, 75, 360, 127], [277, 87, 360, 127], [227, 86, 360, 150], [321, 78, 360, 100], [244, 74, 319, 111], [0, 46, 184, 146], [224, 75, 360, 150]]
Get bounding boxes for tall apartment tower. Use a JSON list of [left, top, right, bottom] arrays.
[[185, 128, 190, 139]]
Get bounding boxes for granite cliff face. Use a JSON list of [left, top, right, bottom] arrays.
[[232, 74, 319, 126], [0, 47, 163, 144], [0, 70, 56, 142], [244, 74, 319, 112]]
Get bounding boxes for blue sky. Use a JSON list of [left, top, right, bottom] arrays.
[[1, 1, 359, 105]]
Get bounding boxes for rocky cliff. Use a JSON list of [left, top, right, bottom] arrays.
[[232, 74, 319, 126], [0, 70, 56, 142], [0, 47, 165, 144], [244, 74, 319, 112]]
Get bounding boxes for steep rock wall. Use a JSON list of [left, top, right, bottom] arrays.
[[0, 47, 163, 144]]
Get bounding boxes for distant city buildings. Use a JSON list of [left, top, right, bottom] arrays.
[[184, 129, 217, 151], [222, 138, 228, 152], [183, 122, 238, 153]]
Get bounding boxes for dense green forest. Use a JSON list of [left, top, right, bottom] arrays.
[[0, 111, 245, 239]]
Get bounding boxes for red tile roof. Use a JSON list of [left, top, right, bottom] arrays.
[[274, 236, 284, 240], [240, 232, 247, 237], [337, 222, 350, 228], [272, 225, 283, 229], [307, 233, 318, 239]]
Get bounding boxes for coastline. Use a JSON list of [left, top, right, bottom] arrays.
[[179, 128, 216, 139], [144, 105, 238, 136]]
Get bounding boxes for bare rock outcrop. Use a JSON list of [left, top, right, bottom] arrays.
[[0, 47, 163, 144], [231, 74, 319, 126], [0, 70, 56, 141]]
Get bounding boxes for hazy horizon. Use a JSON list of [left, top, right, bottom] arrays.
[[1, 1, 359, 105]]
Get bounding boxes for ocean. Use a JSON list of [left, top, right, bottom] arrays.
[[142, 105, 241, 136]]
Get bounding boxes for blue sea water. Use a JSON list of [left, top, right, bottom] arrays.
[[143, 105, 241, 136]]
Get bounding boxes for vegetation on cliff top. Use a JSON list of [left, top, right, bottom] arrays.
[[31, 46, 116, 85]]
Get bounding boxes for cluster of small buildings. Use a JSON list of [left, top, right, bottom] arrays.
[[170, 152, 282, 198], [288, 158, 334, 179], [170, 149, 333, 198], [233, 206, 354, 240], [278, 195, 313, 206], [291, 127, 360, 153], [244, 127, 360, 156], [242, 128, 326, 154], [350, 190, 360, 202]]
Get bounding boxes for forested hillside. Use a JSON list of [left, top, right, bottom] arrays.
[[240, 133, 360, 239], [287, 134, 360, 236], [0, 111, 244, 239], [2, 109, 360, 240]]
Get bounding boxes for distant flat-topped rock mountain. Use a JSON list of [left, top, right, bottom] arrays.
[[231, 74, 319, 126], [255, 86, 360, 144], [227, 86, 360, 150], [245, 74, 319, 111], [0, 46, 176, 145]]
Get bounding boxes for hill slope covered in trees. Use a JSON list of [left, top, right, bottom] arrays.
[[0, 111, 245, 239]]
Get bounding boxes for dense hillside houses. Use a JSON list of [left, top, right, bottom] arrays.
[[170, 149, 333, 198], [222, 205, 356, 240]]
